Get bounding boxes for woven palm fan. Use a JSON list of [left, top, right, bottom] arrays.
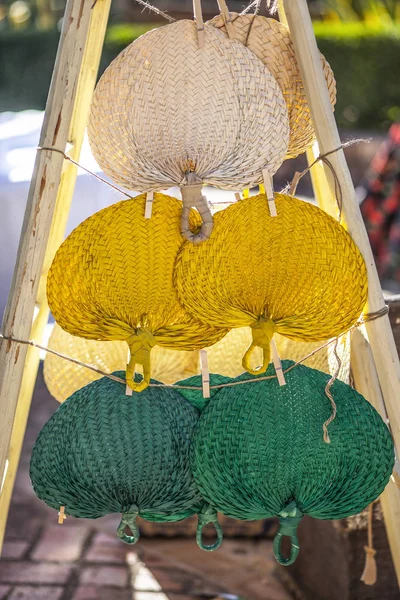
[[208, 12, 336, 159], [30, 373, 222, 551], [175, 193, 368, 375], [191, 362, 394, 565], [47, 194, 227, 393], [44, 324, 200, 403], [87, 18, 289, 242]]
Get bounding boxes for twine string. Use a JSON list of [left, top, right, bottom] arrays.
[[38, 146, 132, 199], [322, 338, 341, 443], [360, 502, 378, 585], [38, 140, 368, 213], [0, 308, 388, 392], [282, 138, 371, 220], [133, 0, 176, 22], [241, 0, 277, 15]]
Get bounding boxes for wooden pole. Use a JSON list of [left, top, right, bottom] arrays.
[[306, 145, 336, 217], [351, 328, 400, 586], [0, 0, 107, 504], [282, 0, 400, 467], [0, 0, 112, 553]]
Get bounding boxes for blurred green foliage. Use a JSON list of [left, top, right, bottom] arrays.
[[314, 0, 399, 22], [314, 21, 400, 128], [0, 21, 399, 131]]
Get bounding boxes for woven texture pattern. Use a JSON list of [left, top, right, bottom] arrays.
[[209, 13, 336, 159], [191, 361, 394, 561], [175, 374, 233, 413], [175, 194, 368, 374], [30, 373, 202, 532], [88, 20, 289, 192], [44, 324, 200, 403], [47, 194, 227, 391]]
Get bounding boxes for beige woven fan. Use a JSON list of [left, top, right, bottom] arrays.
[[45, 324, 350, 403], [88, 18, 289, 242], [209, 13, 336, 159]]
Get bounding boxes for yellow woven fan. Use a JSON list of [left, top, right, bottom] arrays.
[[175, 193, 368, 374], [47, 194, 227, 392], [208, 13, 336, 159]]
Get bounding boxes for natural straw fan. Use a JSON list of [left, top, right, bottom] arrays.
[[175, 194, 368, 375], [47, 194, 227, 393], [209, 13, 336, 159], [44, 325, 351, 403], [88, 18, 289, 242]]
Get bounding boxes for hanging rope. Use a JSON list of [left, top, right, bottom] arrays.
[[282, 138, 371, 217], [241, 0, 278, 14], [38, 146, 132, 199], [133, 0, 176, 22], [361, 503, 378, 586], [323, 338, 340, 443], [0, 308, 388, 392]]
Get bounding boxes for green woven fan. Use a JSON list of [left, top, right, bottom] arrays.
[[191, 361, 394, 566], [30, 373, 222, 550]]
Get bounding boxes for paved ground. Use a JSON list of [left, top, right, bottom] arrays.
[[0, 368, 293, 600]]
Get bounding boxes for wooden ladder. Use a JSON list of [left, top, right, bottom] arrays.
[[0, 0, 399, 586]]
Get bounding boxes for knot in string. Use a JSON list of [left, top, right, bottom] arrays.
[[126, 328, 156, 392], [243, 316, 276, 374], [118, 504, 140, 545], [273, 501, 303, 566], [196, 504, 223, 552]]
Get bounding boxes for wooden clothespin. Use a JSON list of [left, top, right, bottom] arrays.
[[262, 169, 277, 217], [217, 0, 235, 39], [126, 350, 133, 396], [193, 0, 205, 48], [289, 172, 301, 197], [144, 191, 154, 219], [200, 349, 210, 399], [235, 192, 241, 202], [270, 339, 286, 386], [58, 506, 67, 524]]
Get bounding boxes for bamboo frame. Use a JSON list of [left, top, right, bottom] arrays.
[[307, 142, 400, 589], [351, 328, 400, 586], [285, 7, 400, 585], [0, 0, 111, 553], [0, 0, 398, 582]]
